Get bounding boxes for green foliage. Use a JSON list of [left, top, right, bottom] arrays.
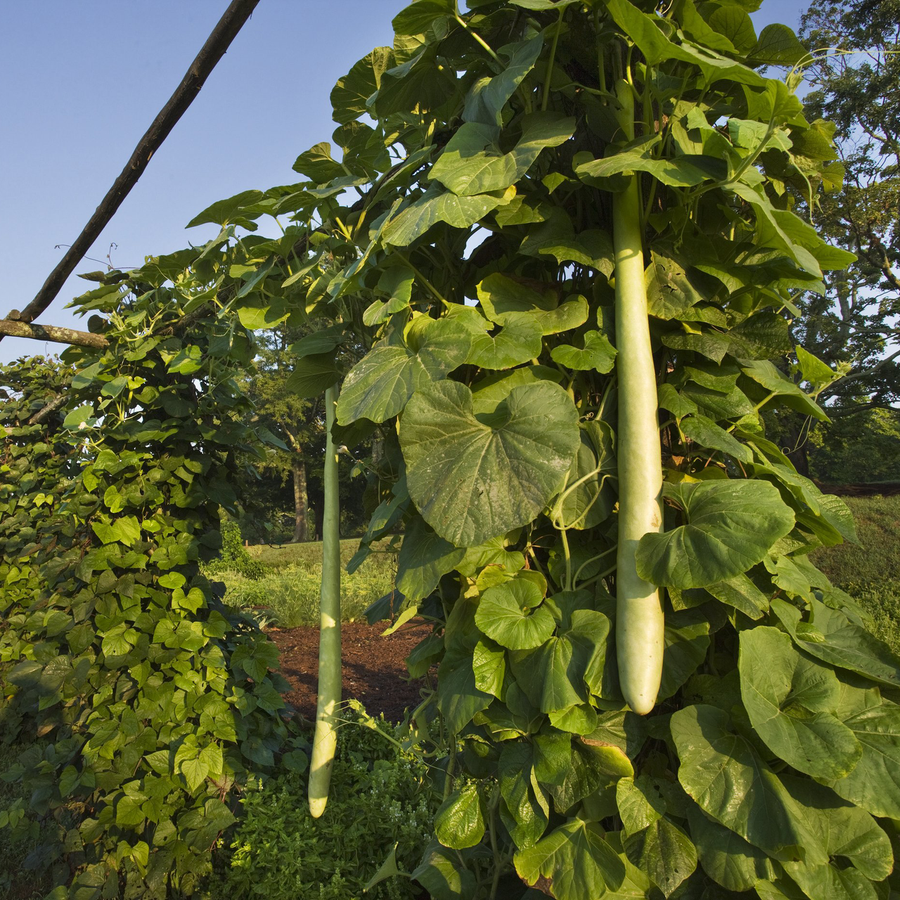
[[0, 265, 305, 899], [204, 520, 265, 580], [212, 706, 438, 900], [181, 0, 900, 897]]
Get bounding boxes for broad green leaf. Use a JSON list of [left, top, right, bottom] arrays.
[[658, 608, 710, 700], [739, 627, 862, 780], [519, 215, 615, 277], [400, 380, 580, 545], [475, 580, 554, 650], [636, 480, 795, 588], [463, 36, 543, 126], [92, 516, 141, 547], [511, 636, 583, 713], [773, 598, 900, 689], [397, 516, 466, 605], [671, 704, 826, 864], [616, 776, 664, 836], [435, 784, 485, 850], [499, 743, 549, 849], [186, 189, 264, 228], [476, 272, 556, 324], [180, 754, 210, 793], [705, 572, 770, 619], [605, 0, 765, 86], [577, 146, 725, 187], [515, 819, 626, 900], [551, 331, 617, 373], [438, 647, 492, 735], [645, 252, 706, 319], [473, 638, 506, 697], [431, 112, 575, 197], [795, 345, 835, 387], [412, 840, 477, 900], [392, 0, 456, 35], [291, 141, 344, 182], [658, 383, 698, 419], [330, 48, 394, 125], [686, 804, 778, 892], [780, 775, 893, 897], [830, 700, 900, 819], [681, 415, 753, 463], [624, 816, 697, 897], [749, 24, 809, 66], [284, 353, 340, 399], [466, 313, 544, 370], [337, 317, 471, 424], [289, 327, 344, 359], [383, 184, 515, 246]]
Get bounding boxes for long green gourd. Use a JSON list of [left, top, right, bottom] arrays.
[[612, 78, 665, 716], [308, 383, 342, 817]]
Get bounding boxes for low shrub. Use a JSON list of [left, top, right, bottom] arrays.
[[204, 520, 266, 580], [211, 704, 438, 900]]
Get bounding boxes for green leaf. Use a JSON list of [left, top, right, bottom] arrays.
[[383, 184, 515, 246], [779, 775, 893, 897], [671, 704, 826, 864], [463, 36, 543, 127], [739, 627, 862, 780], [392, 0, 456, 35], [659, 608, 710, 700], [412, 840, 477, 900], [686, 804, 779, 892], [397, 516, 466, 605], [187, 190, 264, 228], [515, 819, 626, 900], [705, 572, 770, 619], [438, 646, 492, 735], [283, 353, 341, 399], [435, 784, 485, 850], [476, 272, 556, 324], [475, 580, 554, 650], [749, 24, 809, 66], [645, 252, 706, 319], [577, 145, 725, 187], [681, 415, 753, 463], [180, 755, 210, 793], [773, 597, 900, 690], [551, 332, 617, 373], [472, 638, 506, 697], [624, 816, 697, 897], [330, 48, 393, 125], [830, 700, 900, 819], [400, 380, 580, 545], [518, 213, 615, 276], [430, 112, 575, 197], [91, 516, 141, 547], [466, 313, 544, 370], [337, 318, 471, 424], [636, 480, 795, 588], [616, 776, 664, 836], [292, 141, 344, 182]]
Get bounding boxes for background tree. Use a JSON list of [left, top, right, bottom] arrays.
[[773, 0, 900, 480]]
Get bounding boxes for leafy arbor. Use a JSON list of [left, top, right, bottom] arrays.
[[213, 0, 897, 897], [2, 0, 900, 898]]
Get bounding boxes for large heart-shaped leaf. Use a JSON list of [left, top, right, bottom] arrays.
[[636, 480, 795, 588], [671, 704, 826, 864], [400, 380, 580, 545], [396, 516, 466, 606], [739, 628, 862, 780], [337, 317, 471, 424], [515, 819, 626, 900]]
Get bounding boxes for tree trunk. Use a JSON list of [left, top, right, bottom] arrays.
[[292, 457, 308, 543]]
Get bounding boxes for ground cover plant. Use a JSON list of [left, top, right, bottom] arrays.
[[211, 705, 438, 900]]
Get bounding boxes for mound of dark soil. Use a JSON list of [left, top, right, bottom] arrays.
[[268, 620, 433, 723]]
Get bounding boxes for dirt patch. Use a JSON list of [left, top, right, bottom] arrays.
[[268, 620, 433, 723]]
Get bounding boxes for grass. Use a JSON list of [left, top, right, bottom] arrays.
[[214, 538, 398, 628], [811, 494, 900, 655]]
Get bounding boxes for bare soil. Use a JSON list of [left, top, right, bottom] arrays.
[[267, 619, 433, 723]]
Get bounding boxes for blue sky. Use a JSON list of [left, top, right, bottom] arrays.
[[0, 0, 809, 365]]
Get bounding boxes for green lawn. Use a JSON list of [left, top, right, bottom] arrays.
[[811, 494, 900, 655], [214, 538, 398, 628]]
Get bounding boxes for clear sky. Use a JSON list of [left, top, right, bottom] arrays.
[[0, 0, 809, 365]]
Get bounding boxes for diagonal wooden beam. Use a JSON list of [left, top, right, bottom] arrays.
[[0, 319, 108, 350], [2, 0, 261, 337]]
